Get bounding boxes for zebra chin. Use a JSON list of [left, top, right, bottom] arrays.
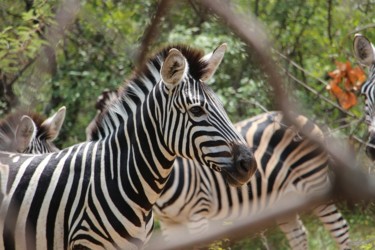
[[220, 165, 256, 187], [220, 143, 257, 187]]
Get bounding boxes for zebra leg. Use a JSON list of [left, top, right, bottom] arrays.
[[277, 214, 308, 250], [313, 203, 351, 250]]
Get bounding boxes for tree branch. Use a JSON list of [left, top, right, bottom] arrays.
[[135, 0, 174, 71], [327, 0, 333, 44]]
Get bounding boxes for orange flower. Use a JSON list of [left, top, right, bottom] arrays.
[[327, 61, 366, 110]]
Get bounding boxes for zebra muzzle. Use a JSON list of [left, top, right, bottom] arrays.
[[233, 144, 257, 175], [221, 143, 257, 187]]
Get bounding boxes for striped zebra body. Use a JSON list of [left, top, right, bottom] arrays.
[[154, 111, 351, 250], [0, 107, 65, 154], [353, 34, 375, 161], [0, 44, 256, 249]]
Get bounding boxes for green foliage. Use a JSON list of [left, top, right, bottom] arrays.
[[47, 0, 160, 146], [0, 1, 53, 73], [3, 0, 370, 146]]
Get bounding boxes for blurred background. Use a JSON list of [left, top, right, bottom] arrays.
[[1, 0, 375, 248]]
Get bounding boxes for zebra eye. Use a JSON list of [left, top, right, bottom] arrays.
[[189, 106, 206, 117]]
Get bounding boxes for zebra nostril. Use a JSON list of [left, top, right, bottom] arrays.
[[239, 155, 257, 177], [239, 158, 250, 172], [233, 143, 256, 176], [238, 158, 251, 172]]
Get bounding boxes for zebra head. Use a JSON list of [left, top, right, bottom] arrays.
[[157, 44, 257, 186], [0, 106, 66, 154], [353, 34, 375, 160]]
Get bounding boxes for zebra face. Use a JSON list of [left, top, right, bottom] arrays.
[[353, 34, 375, 160], [159, 45, 257, 186]]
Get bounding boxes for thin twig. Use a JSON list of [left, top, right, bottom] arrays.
[[7, 57, 37, 87], [280, 66, 358, 118], [348, 23, 375, 35], [239, 99, 269, 113], [274, 50, 328, 86]]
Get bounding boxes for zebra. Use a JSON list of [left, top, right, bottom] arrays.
[[353, 34, 375, 161], [0, 106, 65, 154], [0, 43, 257, 249], [87, 91, 350, 249], [151, 112, 351, 250]]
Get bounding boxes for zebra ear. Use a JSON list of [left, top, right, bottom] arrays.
[[161, 48, 188, 87], [42, 106, 66, 141], [200, 43, 227, 82], [15, 115, 37, 153], [353, 34, 375, 67]]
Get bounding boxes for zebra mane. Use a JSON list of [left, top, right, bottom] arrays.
[[0, 110, 51, 151], [88, 44, 209, 140]]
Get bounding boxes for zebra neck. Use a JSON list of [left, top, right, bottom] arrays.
[[91, 67, 179, 209], [101, 99, 176, 210], [91, 59, 163, 141]]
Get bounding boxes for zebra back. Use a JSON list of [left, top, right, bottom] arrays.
[[0, 106, 65, 154]]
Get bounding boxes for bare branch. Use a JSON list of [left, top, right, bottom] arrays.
[[7, 57, 37, 88], [348, 23, 375, 35], [327, 0, 333, 44], [135, 0, 174, 71], [275, 50, 327, 86], [41, 0, 80, 71]]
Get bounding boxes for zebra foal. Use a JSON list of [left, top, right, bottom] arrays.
[[0, 43, 256, 249]]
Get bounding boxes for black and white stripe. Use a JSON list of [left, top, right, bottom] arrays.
[[353, 34, 375, 160], [88, 91, 350, 249], [153, 112, 351, 250], [361, 64, 375, 131], [0, 44, 256, 249]]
